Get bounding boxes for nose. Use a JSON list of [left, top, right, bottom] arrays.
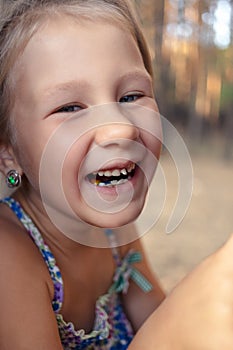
[[95, 122, 139, 147], [94, 105, 139, 147]]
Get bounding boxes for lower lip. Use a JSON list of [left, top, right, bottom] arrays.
[[86, 166, 141, 195]]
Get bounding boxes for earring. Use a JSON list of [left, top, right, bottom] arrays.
[[6, 170, 22, 189]]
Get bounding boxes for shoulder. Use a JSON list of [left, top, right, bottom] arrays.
[[0, 203, 63, 349], [117, 223, 147, 257], [117, 223, 164, 297], [117, 223, 165, 330], [0, 202, 54, 299]]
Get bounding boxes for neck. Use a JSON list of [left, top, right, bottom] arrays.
[[13, 188, 109, 252]]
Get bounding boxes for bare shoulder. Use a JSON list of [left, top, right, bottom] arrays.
[[116, 223, 163, 289], [0, 202, 52, 290], [117, 223, 165, 331], [0, 203, 63, 349], [0, 202, 54, 305], [117, 223, 150, 258]]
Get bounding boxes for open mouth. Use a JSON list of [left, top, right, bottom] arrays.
[[86, 162, 136, 187]]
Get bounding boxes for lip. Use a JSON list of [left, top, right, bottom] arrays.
[[89, 160, 139, 175]]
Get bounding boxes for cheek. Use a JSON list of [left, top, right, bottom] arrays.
[[130, 100, 161, 156], [61, 135, 92, 191], [153, 137, 162, 159], [141, 130, 162, 160], [14, 140, 42, 188], [12, 124, 52, 187], [145, 113, 162, 159]]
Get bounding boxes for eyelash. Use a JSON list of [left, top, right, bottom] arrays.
[[54, 93, 144, 114], [119, 93, 143, 103], [54, 105, 83, 113]]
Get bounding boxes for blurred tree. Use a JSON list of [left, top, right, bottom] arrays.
[[135, 0, 233, 158]]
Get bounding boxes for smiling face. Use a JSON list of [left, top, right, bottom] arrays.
[[10, 17, 161, 228]]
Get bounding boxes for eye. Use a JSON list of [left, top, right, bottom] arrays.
[[119, 94, 143, 103], [54, 104, 83, 113]]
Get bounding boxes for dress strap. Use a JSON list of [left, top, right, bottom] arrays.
[[1, 197, 64, 313], [105, 228, 153, 294], [104, 228, 122, 266]]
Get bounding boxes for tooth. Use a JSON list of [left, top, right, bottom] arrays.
[[104, 171, 112, 177], [98, 171, 104, 176], [121, 168, 127, 175], [118, 179, 126, 184], [111, 180, 118, 185], [98, 182, 106, 187], [112, 169, 120, 177]]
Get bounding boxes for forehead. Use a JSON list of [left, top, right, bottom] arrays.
[[14, 17, 144, 89]]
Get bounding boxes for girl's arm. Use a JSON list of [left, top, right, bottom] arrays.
[[0, 219, 63, 350], [129, 233, 233, 350]]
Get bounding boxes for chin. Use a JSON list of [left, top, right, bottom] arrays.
[[80, 200, 145, 229]]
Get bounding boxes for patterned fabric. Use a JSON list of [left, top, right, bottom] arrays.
[[1, 197, 153, 350]]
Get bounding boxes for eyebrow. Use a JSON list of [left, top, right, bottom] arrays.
[[42, 70, 152, 99], [42, 80, 90, 99], [117, 70, 153, 85]]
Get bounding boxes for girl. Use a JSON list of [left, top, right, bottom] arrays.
[[0, 0, 165, 349], [1, 1, 233, 350]]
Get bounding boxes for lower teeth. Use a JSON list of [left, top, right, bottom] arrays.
[[96, 177, 131, 187]]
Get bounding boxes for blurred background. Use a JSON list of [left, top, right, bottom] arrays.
[[135, 0, 233, 292]]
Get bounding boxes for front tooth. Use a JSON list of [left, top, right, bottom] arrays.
[[112, 169, 120, 176], [121, 168, 127, 175], [98, 171, 104, 176], [104, 171, 112, 177]]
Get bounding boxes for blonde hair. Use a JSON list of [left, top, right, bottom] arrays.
[[0, 0, 153, 145]]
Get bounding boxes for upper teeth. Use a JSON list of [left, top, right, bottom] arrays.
[[95, 163, 135, 177]]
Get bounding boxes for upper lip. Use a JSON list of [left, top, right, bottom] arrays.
[[82, 142, 147, 177], [89, 160, 139, 174]]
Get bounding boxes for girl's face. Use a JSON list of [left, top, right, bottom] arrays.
[[11, 17, 161, 228]]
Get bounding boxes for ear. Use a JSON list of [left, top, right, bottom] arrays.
[[0, 145, 23, 177]]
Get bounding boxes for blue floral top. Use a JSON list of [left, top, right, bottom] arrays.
[[1, 197, 153, 349]]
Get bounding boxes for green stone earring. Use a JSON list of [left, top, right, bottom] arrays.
[[6, 170, 21, 189]]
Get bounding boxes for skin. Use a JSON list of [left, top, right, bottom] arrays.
[[0, 17, 164, 349]]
